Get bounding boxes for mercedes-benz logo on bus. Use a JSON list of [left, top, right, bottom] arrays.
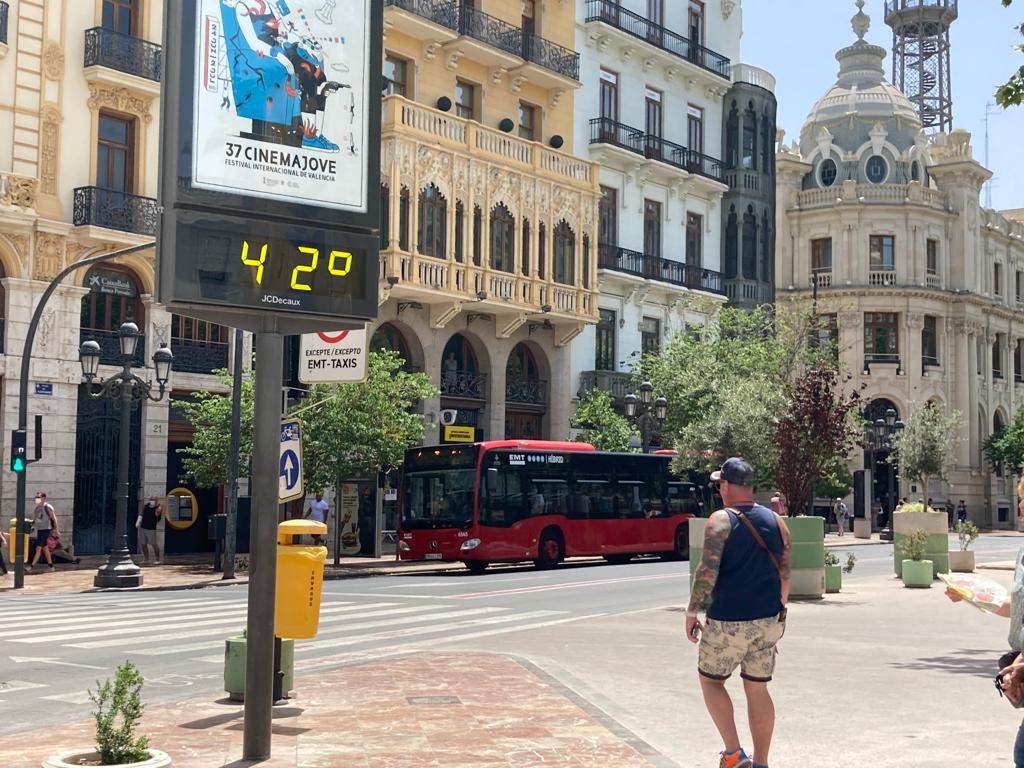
[[430, 540, 438, 549]]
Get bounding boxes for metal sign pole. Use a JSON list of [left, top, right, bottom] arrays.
[[222, 328, 244, 580], [242, 330, 282, 761]]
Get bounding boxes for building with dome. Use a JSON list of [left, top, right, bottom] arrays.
[[775, 1, 1024, 528]]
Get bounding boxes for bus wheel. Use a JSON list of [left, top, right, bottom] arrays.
[[535, 529, 564, 569], [673, 526, 690, 561], [604, 554, 631, 565], [465, 561, 488, 575]]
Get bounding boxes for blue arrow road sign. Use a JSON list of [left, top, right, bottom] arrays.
[[280, 449, 300, 490], [279, 420, 304, 502]]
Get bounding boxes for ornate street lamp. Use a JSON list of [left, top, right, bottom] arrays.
[[865, 407, 905, 542], [80, 323, 173, 588], [625, 382, 667, 454]]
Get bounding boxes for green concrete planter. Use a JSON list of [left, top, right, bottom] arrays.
[[224, 635, 294, 701], [902, 559, 933, 588], [788, 516, 825, 599], [825, 564, 842, 593], [893, 511, 948, 577]]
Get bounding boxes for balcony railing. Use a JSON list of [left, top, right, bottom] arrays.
[[84, 27, 162, 82], [0, 2, 9, 46], [506, 376, 547, 405], [926, 271, 941, 288], [171, 338, 230, 375], [589, 119, 725, 182], [584, 0, 730, 79], [459, 5, 521, 58], [384, 0, 459, 31], [73, 187, 159, 236], [811, 269, 833, 288], [441, 369, 488, 400], [598, 245, 725, 295], [922, 355, 940, 368], [522, 33, 579, 80], [864, 353, 901, 365], [81, 328, 145, 368], [578, 370, 635, 403], [868, 269, 897, 287]]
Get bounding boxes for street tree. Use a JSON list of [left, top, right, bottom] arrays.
[[815, 458, 854, 501], [570, 389, 637, 452], [772, 366, 862, 516], [984, 406, 1024, 474], [889, 401, 963, 495], [177, 372, 255, 488], [997, 0, 1024, 107]]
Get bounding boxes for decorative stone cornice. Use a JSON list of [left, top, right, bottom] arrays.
[[87, 84, 154, 123]]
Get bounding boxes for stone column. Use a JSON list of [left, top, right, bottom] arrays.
[[951, 319, 971, 464], [421, 333, 444, 446], [905, 313, 923, 379], [488, 338, 509, 442]]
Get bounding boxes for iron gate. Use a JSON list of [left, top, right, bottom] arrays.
[[73, 385, 142, 555]]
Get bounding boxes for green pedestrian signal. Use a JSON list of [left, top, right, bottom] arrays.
[[10, 429, 26, 473]]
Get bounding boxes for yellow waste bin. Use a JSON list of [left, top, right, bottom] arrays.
[[274, 520, 328, 639], [9, 517, 30, 563]]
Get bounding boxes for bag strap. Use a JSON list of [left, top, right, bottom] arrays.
[[728, 507, 782, 576]]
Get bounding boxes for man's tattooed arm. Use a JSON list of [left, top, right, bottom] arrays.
[[686, 510, 732, 614]]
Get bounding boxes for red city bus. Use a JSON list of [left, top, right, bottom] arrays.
[[398, 440, 702, 573]]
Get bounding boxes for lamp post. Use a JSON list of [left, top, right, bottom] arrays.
[[80, 322, 173, 588], [864, 407, 904, 543], [624, 380, 668, 454]]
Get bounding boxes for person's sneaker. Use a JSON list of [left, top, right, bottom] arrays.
[[154, 560, 161, 566], [48, 564, 55, 570], [719, 749, 752, 768]]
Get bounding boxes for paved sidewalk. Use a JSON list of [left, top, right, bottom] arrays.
[[0, 653, 669, 768]]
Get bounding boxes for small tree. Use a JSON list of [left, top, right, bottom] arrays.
[[89, 661, 150, 765], [985, 407, 1024, 475], [571, 389, 637, 452], [815, 458, 854, 501], [890, 402, 963, 496], [177, 371, 255, 488], [773, 366, 862, 516]]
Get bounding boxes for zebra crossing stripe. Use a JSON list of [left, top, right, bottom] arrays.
[[4, 606, 253, 641], [0, 597, 247, 623]]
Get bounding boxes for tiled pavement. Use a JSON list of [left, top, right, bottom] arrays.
[[0, 653, 672, 768]]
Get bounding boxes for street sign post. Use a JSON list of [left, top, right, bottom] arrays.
[[279, 421, 304, 503], [298, 328, 368, 384]]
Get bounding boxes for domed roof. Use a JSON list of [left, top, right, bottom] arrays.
[[800, 1, 920, 143]]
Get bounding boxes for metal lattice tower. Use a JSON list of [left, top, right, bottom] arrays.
[[884, 0, 958, 132]]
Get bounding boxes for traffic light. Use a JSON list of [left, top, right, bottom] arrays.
[[10, 429, 26, 473]]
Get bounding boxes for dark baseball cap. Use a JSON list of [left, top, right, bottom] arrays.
[[711, 457, 753, 486]]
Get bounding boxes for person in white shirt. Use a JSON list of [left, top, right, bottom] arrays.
[[833, 498, 848, 537], [305, 492, 330, 545]]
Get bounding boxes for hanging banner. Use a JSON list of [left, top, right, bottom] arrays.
[[191, 0, 372, 212], [339, 482, 361, 555]]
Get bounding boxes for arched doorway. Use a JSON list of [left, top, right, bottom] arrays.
[[371, 322, 415, 371], [864, 398, 901, 526], [505, 343, 547, 439], [80, 264, 145, 366], [440, 333, 487, 442]]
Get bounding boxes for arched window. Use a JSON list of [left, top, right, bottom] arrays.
[[760, 210, 772, 284], [371, 322, 412, 367], [538, 223, 547, 280], [742, 103, 757, 170], [521, 218, 531, 277], [379, 183, 390, 248], [742, 206, 757, 279], [472, 205, 483, 267], [725, 206, 738, 278], [553, 220, 575, 285], [398, 186, 410, 252], [582, 234, 591, 289], [507, 343, 540, 381], [725, 102, 738, 169], [454, 200, 465, 263], [760, 113, 773, 172], [417, 184, 447, 258], [910, 161, 921, 182], [490, 203, 515, 272], [80, 265, 144, 364]]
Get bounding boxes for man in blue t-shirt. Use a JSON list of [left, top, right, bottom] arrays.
[[685, 458, 791, 768]]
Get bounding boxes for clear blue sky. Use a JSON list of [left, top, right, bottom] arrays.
[[740, 0, 1023, 212]]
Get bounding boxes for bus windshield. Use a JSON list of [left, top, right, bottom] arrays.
[[403, 468, 476, 529]]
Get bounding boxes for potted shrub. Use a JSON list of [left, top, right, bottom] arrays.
[[949, 520, 979, 573], [824, 550, 843, 593], [844, 552, 857, 574], [44, 662, 171, 768], [898, 528, 933, 588]]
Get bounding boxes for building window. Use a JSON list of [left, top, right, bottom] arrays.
[[599, 186, 618, 246], [521, 218, 531, 277], [922, 315, 938, 367], [553, 220, 575, 285], [995, 263, 1003, 297], [641, 317, 661, 356], [599, 70, 618, 122], [81, 266, 143, 333], [97, 112, 135, 193], [742, 206, 757, 279], [726, 104, 739, 169], [490, 203, 515, 273], [686, 213, 703, 267], [455, 80, 476, 120], [648, 0, 664, 27], [760, 210, 772, 284], [518, 102, 537, 141], [864, 312, 899, 361], [645, 88, 662, 141], [911, 161, 921, 181], [454, 200, 465, 263], [865, 155, 888, 184], [398, 186, 411, 252], [742, 104, 756, 170], [417, 184, 447, 258], [811, 238, 832, 273], [383, 54, 409, 97], [644, 200, 662, 259], [926, 238, 938, 276], [582, 234, 591, 290], [688, 105, 704, 155], [379, 183, 390, 248], [102, 0, 136, 35], [761, 114, 773, 173], [725, 206, 738, 278], [595, 309, 616, 371], [869, 235, 895, 271], [538, 222, 546, 279], [977, 337, 984, 375], [995, 334, 1005, 379], [814, 313, 838, 358], [688, 0, 704, 46], [820, 158, 838, 187], [1015, 340, 1023, 382], [1017, 271, 1023, 303], [172, 315, 226, 345]]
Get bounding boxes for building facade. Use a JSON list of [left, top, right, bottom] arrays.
[[775, 4, 1024, 527]]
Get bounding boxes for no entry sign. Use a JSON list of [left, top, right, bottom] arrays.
[[298, 328, 368, 384]]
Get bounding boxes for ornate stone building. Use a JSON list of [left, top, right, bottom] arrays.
[[776, 3, 1024, 527]]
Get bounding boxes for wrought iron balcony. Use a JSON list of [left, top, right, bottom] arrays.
[[590, 117, 645, 154], [677, 148, 725, 183], [384, 0, 459, 31], [597, 245, 725, 295], [171, 338, 230, 375], [458, 5, 522, 58], [578, 370, 635, 403], [589, 118, 724, 183], [506, 376, 547, 406], [441, 369, 488, 400], [73, 187, 159, 236], [81, 328, 145, 368], [84, 27, 162, 82], [584, 0, 730, 80], [522, 33, 579, 80], [0, 2, 9, 46]]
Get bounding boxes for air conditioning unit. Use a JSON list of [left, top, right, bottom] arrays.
[[440, 409, 458, 426]]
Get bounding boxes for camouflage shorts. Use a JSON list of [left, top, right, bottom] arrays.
[[698, 612, 786, 682]]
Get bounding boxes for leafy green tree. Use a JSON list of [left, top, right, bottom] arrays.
[[984, 406, 1024, 474], [570, 389, 637, 452], [889, 402, 963, 494], [998, 0, 1024, 107], [176, 372, 255, 488], [815, 458, 854, 501]]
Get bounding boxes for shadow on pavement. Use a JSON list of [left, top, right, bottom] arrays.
[[890, 648, 999, 679]]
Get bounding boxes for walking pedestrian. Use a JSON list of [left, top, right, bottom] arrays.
[[28, 492, 58, 571], [946, 499, 955, 532], [833, 497, 848, 536], [0, 528, 8, 575], [957, 499, 968, 526], [305, 492, 330, 546], [686, 458, 791, 768], [136, 495, 163, 565]]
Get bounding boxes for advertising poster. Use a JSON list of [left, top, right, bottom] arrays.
[[191, 0, 371, 211], [339, 482, 361, 556]]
